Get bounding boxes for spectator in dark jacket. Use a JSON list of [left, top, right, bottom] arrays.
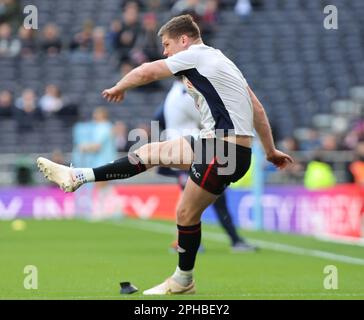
[[41, 23, 62, 56], [130, 12, 161, 65], [117, 1, 141, 62], [18, 26, 37, 57], [0, 89, 14, 118], [14, 88, 43, 131]]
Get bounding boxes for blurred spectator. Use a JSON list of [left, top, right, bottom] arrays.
[[39, 84, 63, 116], [70, 20, 93, 51], [92, 27, 107, 61], [78, 107, 117, 167], [300, 128, 321, 152], [201, 0, 219, 43], [128, 13, 163, 91], [15, 88, 38, 111], [17, 26, 37, 57], [348, 140, 364, 187], [304, 155, 336, 190], [75, 107, 117, 192], [321, 134, 339, 152], [344, 119, 364, 150], [320, 134, 340, 169], [145, 0, 164, 11], [234, 0, 252, 18], [171, 0, 205, 16], [14, 88, 42, 131], [0, 0, 21, 28], [113, 120, 129, 152], [278, 136, 300, 153], [41, 85, 79, 122], [69, 20, 94, 61], [0, 89, 14, 118], [107, 19, 122, 53], [117, 1, 141, 63], [171, 0, 218, 44], [40, 23, 62, 56], [277, 136, 303, 183], [304, 135, 338, 190], [0, 22, 20, 57], [131, 12, 161, 65]]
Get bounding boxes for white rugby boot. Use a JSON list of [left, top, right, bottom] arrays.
[[37, 157, 86, 192], [143, 277, 195, 295]]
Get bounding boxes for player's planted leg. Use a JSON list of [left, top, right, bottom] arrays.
[[143, 178, 218, 295]]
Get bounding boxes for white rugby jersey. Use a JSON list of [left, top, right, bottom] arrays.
[[165, 43, 255, 138], [164, 80, 201, 140]]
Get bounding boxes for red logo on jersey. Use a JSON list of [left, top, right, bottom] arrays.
[[185, 79, 194, 89]]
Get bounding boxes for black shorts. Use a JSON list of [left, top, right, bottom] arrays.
[[183, 136, 252, 195]]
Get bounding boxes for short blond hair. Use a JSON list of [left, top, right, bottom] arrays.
[[158, 14, 201, 40]]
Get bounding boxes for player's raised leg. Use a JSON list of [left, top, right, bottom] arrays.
[[37, 137, 194, 192], [134, 136, 194, 171], [143, 178, 218, 295]]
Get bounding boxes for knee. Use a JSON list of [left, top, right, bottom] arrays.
[[133, 143, 156, 169], [133, 145, 147, 159], [176, 204, 200, 226]]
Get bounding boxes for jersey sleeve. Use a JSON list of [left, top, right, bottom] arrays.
[[164, 49, 197, 75]]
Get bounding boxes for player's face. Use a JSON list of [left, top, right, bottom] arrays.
[[162, 34, 188, 57]]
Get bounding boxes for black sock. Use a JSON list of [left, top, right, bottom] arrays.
[[93, 153, 146, 182], [177, 222, 201, 271], [213, 193, 242, 245]]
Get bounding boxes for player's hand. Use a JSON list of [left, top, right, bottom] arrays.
[[266, 149, 294, 170], [102, 86, 125, 103]]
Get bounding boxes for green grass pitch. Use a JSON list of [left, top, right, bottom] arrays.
[[1, 218, 364, 300]]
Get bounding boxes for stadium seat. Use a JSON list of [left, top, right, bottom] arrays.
[[0, 0, 363, 152]]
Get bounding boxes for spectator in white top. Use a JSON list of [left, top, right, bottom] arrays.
[[39, 84, 64, 115], [0, 22, 20, 57]]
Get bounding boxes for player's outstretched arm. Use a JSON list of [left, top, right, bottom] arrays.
[[102, 60, 173, 103], [247, 86, 294, 169]]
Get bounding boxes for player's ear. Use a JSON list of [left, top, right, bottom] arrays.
[[181, 35, 188, 46]]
